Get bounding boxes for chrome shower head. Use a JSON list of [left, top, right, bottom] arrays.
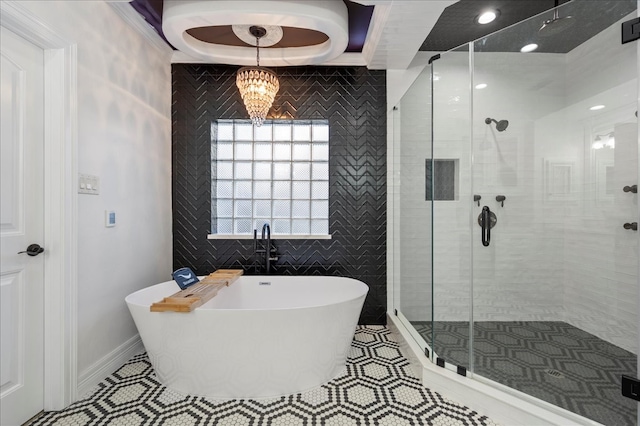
[[485, 117, 509, 132]]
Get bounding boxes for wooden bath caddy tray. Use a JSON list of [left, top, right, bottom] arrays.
[[150, 269, 243, 313]]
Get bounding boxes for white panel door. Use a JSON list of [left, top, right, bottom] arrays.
[[0, 26, 45, 426]]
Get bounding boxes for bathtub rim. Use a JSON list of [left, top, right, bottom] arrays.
[[125, 275, 370, 312]]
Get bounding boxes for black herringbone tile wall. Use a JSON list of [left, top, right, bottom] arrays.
[[172, 65, 386, 324]]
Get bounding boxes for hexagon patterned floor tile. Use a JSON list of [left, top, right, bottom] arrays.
[[413, 321, 637, 426], [30, 326, 497, 426]]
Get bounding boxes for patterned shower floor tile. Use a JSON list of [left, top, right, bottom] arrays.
[[413, 321, 637, 426]]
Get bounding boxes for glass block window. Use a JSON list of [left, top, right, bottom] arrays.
[[212, 120, 329, 235], [426, 159, 458, 201]]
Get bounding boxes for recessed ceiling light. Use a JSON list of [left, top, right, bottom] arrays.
[[475, 83, 488, 89], [476, 10, 499, 25], [589, 105, 605, 111], [520, 43, 538, 53]]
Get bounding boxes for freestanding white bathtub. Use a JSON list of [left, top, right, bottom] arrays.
[[125, 275, 368, 399]]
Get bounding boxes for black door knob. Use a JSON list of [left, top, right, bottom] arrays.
[[623, 185, 637, 193], [18, 243, 45, 256], [623, 222, 638, 231]]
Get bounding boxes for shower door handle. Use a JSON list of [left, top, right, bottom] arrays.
[[481, 206, 491, 247], [477, 206, 496, 247]]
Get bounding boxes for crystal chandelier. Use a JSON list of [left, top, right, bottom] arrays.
[[236, 26, 280, 127]]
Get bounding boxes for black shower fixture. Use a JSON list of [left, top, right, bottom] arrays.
[[485, 117, 509, 132], [539, 0, 575, 37]]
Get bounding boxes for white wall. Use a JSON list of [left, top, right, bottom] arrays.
[[392, 52, 569, 324], [395, 67, 433, 322], [469, 52, 567, 322], [18, 1, 172, 387], [560, 14, 638, 352], [429, 53, 472, 323]]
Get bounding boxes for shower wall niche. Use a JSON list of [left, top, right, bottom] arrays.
[[391, 1, 639, 424]]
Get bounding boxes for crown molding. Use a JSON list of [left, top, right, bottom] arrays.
[[321, 52, 367, 67], [108, 2, 173, 56], [171, 50, 368, 67], [360, 2, 391, 69]]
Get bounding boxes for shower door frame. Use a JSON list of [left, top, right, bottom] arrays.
[[390, 2, 640, 424]]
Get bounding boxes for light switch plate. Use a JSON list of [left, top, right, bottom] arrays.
[[79, 174, 100, 195]]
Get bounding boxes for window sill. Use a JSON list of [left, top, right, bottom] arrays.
[[207, 234, 332, 240]]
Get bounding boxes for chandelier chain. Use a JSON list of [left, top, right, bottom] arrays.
[[256, 36, 260, 67]]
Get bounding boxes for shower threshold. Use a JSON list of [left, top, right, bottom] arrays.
[[412, 321, 636, 426]]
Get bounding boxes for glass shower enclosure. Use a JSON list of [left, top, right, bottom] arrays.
[[392, 1, 639, 424]]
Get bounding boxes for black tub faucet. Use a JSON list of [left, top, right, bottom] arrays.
[[262, 223, 271, 273], [254, 224, 278, 273]]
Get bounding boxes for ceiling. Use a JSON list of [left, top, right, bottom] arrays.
[[423, 0, 637, 54], [420, 0, 570, 52], [127, 0, 638, 69], [131, 1, 373, 51]]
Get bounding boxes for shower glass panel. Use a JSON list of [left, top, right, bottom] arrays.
[[468, 1, 638, 423], [431, 46, 473, 372], [394, 67, 434, 354]]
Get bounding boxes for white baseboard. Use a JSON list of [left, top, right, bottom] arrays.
[[77, 334, 144, 399], [387, 314, 603, 426]]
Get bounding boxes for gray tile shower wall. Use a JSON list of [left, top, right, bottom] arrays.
[[172, 65, 387, 324]]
